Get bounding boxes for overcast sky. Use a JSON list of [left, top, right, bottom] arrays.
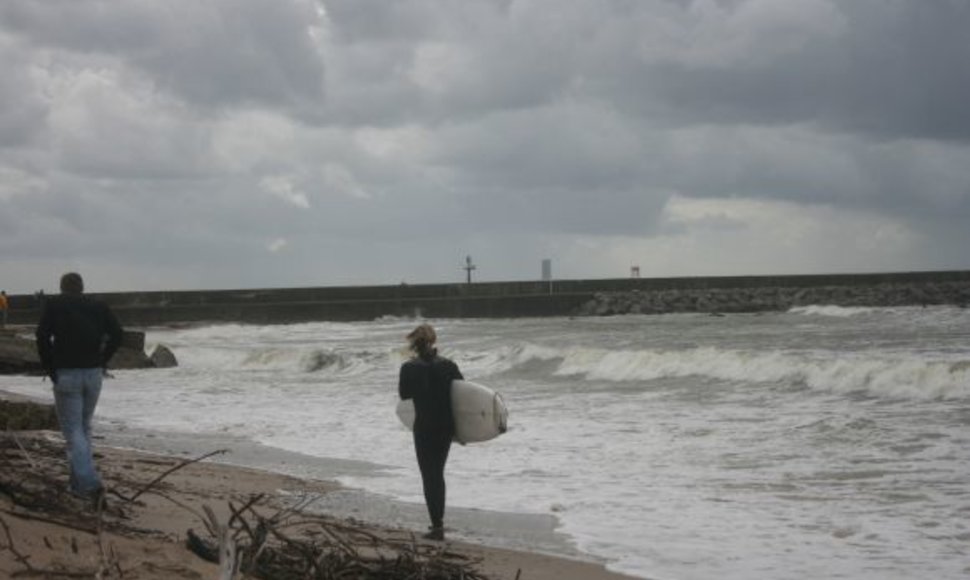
[[1, 0, 969, 293]]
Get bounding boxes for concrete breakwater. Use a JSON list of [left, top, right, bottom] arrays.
[[577, 278, 970, 316], [3, 270, 969, 326]]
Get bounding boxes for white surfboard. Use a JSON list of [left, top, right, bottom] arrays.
[[396, 380, 508, 444]]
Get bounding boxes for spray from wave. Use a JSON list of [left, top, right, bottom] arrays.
[[788, 305, 877, 317], [475, 343, 970, 400], [217, 347, 391, 375]]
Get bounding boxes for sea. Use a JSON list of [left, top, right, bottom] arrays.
[[3, 305, 969, 580]]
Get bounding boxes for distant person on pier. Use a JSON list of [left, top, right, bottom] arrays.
[[35, 272, 123, 505], [398, 324, 463, 541], [0, 290, 8, 328]]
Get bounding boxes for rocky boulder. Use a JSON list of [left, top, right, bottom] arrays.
[[0, 327, 155, 374], [149, 344, 178, 368]]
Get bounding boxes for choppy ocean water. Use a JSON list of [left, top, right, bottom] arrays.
[[4, 305, 970, 579]]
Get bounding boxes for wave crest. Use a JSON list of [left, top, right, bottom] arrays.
[[788, 305, 876, 317], [488, 343, 970, 400]]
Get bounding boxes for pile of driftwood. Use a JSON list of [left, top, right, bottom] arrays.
[[0, 431, 135, 578], [0, 432, 494, 579], [185, 495, 493, 580]]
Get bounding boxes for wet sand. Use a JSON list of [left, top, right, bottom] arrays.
[[1, 390, 643, 579]]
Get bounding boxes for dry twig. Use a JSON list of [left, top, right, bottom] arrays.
[[0, 513, 36, 573], [186, 495, 492, 579], [123, 449, 228, 503], [10, 431, 38, 471], [1, 432, 493, 579]]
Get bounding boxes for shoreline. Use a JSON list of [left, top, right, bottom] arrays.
[[99, 424, 588, 562], [1, 389, 643, 579]]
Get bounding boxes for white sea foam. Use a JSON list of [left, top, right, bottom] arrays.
[[4, 308, 968, 579], [788, 305, 877, 317], [469, 343, 970, 400]]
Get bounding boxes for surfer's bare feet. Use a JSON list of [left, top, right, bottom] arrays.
[[423, 526, 445, 541]]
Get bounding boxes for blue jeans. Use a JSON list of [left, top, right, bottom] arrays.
[[52, 368, 103, 495]]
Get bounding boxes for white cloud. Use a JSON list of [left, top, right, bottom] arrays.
[[610, 195, 922, 276], [212, 111, 300, 173], [408, 42, 474, 94], [260, 175, 311, 208], [267, 238, 288, 253], [0, 166, 46, 201], [43, 64, 214, 179], [322, 163, 369, 199]]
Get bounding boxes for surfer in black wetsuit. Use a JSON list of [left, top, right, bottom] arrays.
[[398, 324, 463, 541]]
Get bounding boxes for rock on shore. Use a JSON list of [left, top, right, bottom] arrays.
[[0, 327, 165, 375], [0, 391, 58, 430], [575, 280, 970, 316]]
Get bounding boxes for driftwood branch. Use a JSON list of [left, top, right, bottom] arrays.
[[0, 433, 233, 579], [10, 431, 37, 472], [124, 448, 228, 503], [1, 509, 98, 535], [0, 513, 36, 573], [1, 514, 97, 579], [11, 569, 94, 578], [1, 432, 493, 579], [141, 487, 208, 522], [93, 493, 119, 580], [184, 494, 492, 579]]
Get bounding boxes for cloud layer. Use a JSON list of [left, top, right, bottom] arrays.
[[1, 0, 968, 293]]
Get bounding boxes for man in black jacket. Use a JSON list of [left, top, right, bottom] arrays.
[[36, 272, 123, 499]]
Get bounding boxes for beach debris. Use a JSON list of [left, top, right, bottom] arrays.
[[0, 394, 59, 431], [0, 432, 124, 577], [0, 432, 492, 579], [125, 448, 228, 503], [185, 494, 492, 579]]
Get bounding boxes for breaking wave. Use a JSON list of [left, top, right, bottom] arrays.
[[172, 345, 393, 376], [788, 305, 877, 317], [483, 343, 970, 400]]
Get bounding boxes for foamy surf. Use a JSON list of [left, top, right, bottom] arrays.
[[2, 306, 968, 579]]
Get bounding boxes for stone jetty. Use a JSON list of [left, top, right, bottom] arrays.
[[575, 279, 970, 316], [1, 270, 968, 326]]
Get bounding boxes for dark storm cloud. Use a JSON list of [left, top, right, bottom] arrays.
[[1, 0, 969, 292], [315, 0, 970, 223], [0, 0, 326, 112], [637, 1, 970, 142]]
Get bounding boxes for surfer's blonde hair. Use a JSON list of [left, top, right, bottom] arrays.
[[407, 324, 437, 358]]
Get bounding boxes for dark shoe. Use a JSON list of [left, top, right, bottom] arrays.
[[422, 526, 444, 541], [90, 487, 107, 511]]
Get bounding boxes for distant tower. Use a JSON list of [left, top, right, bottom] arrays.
[[541, 259, 552, 281], [542, 259, 553, 295], [464, 255, 477, 284], [631, 265, 640, 278]]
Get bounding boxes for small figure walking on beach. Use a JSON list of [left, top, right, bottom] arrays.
[[35, 273, 123, 504], [0, 290, 8, 328], [398, 324, 463, 541]]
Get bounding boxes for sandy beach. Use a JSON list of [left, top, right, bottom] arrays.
[[0, 394, 640, 580]]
